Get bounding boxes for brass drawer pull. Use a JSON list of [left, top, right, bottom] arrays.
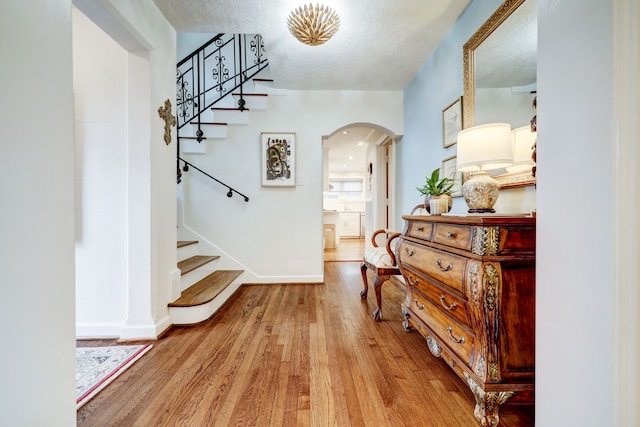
[[414, 298, 425, 310], [436, 259, 453, 271], [446, 231, 456, 239], [416, 225, 425, 231], [407, 275, 419, 286], [404, 247, 416, 256], [439, 294, 457, 311], [447, 326, 465, 344]]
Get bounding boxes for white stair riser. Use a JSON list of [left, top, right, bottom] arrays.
[[180, 263, 218, 293], [177, 244, 199, 262], [253, 80, 288, 96], [181, 139, 206, 154], [232, 94, 268, 110], [187, 123, 227, 139], [211, 108, 250, 124], [169, 280, 242, 325]]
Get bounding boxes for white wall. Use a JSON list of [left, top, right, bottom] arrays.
[[537, 0, 614, 424], [181, 90, 402, 282], [1, 0, 77, 424], [475, 87, 536, 128], [73, 0, 178, 339], [177, 32, 217, 61], [73, 8, 129, 337]]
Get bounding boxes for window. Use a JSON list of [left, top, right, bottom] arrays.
[[325, 179, 363, 200]]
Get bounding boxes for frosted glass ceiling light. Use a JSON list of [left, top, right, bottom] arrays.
[[287, 3, 340, 46]]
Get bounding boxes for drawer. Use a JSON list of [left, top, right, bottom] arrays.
[[433, 223, 473, 251], [409, 292, 474, 366], [399, 241, 467, 294], [404, 270, 469, 327], [406, 220, 433, 241]]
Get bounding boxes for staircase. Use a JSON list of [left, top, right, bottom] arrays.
[[172, 34, 284, 326], [169, 240, 243, 325], [179, 75, 284, 154]]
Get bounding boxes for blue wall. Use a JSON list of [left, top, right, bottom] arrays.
[[398, 0, 503, 222]]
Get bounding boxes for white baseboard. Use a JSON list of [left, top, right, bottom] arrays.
[[76, 323, 121, 339]]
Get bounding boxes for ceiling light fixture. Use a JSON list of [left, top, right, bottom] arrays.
[[287, 3, 340, 46]]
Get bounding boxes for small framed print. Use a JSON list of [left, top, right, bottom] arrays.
[[261, 132, 296, 187], [442, 96, 463, 148], [442, 155, 463, 197]]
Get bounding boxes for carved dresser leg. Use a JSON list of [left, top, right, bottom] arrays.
[[465, 374, 514, 426], [402, 307, 413, 332]]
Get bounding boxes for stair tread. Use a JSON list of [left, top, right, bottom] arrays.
[[178, 255, 220, 275], [177, 240, 198, 248], [211, 107, 250, 111], [232, 92, 268, 97], [189, 121, 228, 125], [169, 270, 243, 307], [179, 136, 209, 140]]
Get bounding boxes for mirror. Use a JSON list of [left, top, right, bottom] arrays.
[[463, 0, 537, 188]]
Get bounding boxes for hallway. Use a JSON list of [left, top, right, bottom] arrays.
[[77, 262, 534, 426], [323, 237, 365, 262]]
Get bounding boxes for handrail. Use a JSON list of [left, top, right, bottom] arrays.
[[177, 34, 224, 68], [178, 157, 249, 202]]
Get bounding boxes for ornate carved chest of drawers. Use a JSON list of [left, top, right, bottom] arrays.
[[397, 215, 535, 426]]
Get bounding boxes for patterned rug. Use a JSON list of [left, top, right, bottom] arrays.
[[76, 344, 152, 409]]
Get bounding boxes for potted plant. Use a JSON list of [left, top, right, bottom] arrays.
[[417, 168, 454, 213]]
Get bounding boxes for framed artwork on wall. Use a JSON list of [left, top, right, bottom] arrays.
[[442, 155, 463, 197], [442, 96, 463, 148], [261, 132, 296, 187]]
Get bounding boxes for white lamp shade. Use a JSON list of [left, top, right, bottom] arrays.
[[506, 125, 536, 173], [457, 123, 513, 172]]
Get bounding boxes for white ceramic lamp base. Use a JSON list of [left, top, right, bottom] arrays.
[[461, 171, 500, 213]]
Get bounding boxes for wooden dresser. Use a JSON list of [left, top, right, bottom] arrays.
[[397, 215, 535, 426]]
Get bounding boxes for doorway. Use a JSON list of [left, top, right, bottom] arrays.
[[322, 124, 397, 262]]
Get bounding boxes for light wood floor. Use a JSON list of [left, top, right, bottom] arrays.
[[77, 261, 534, 426], [323, 237, 365, 262]]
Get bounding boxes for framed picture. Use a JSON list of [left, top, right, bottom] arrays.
[[442, 96, 463, 148], [442, 155, 463, 197], [261, 132, 296, 187]]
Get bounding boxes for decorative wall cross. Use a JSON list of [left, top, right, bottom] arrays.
[[157, 99, 176, 145]]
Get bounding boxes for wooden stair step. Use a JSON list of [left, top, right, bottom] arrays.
[[177, 240, 198, 248], [169, 270, 243, 307], [178, 255, 219, 275]]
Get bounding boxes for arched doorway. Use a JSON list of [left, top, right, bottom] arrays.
[[322, 123, 399, 261]]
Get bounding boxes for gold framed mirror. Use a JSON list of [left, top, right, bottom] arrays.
[[463, 0, 537, 188]]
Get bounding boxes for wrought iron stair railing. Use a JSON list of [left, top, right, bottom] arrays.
[[176, 33, 268, 200]]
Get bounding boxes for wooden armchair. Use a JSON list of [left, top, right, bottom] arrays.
[[360, 229, 402, 321]]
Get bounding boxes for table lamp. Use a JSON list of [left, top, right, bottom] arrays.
[[506, 125, 536, 173], [457, 123, 513, 213]]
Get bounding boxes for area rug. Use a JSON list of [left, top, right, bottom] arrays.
[[76, 344, 152, 409]]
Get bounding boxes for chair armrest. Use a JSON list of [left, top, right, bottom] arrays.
[[385, 232, 402, 266], [370, 228, 402, 266]]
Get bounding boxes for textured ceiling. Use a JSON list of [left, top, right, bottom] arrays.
[[324, 127, 388, 173], [153, 0, 472, 90]]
